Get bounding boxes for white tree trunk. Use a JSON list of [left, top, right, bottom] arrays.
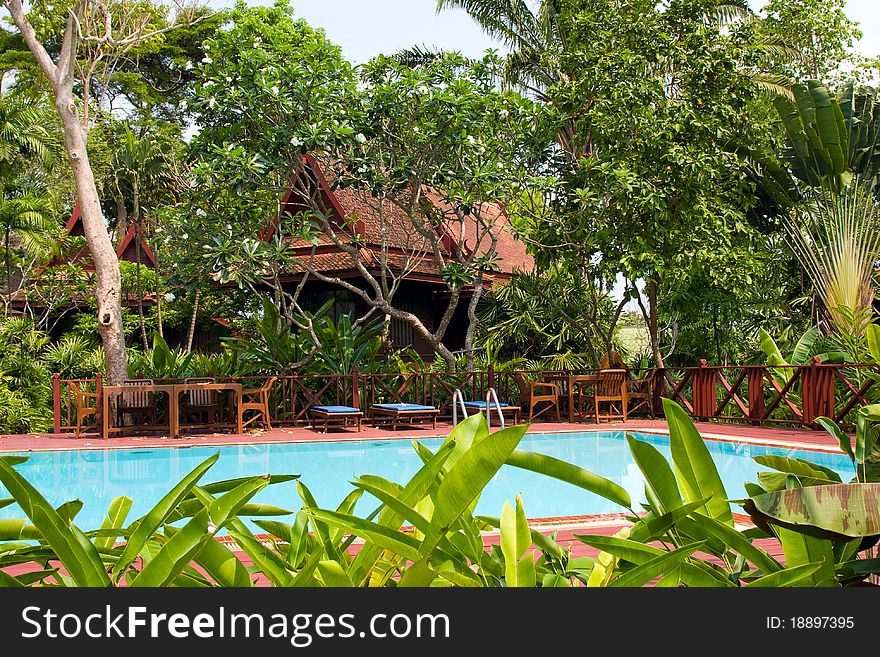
[[5, 0, 128, 384], [57, 97, 128, 384]]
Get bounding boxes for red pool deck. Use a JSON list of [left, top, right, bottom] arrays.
[[0, 417, 848, 454]]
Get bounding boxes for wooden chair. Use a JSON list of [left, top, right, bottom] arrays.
[[601, 350, 654, 418], [117, 378, 156, 428], [240, 377, 277, 431], [182, 377, 221, 427], [625, 371, 655, 418], [578, 369, 628, 423], [71, 383, 98, 438], [527, 379, 561, 422]]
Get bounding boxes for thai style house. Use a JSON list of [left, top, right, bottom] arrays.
[[267, 155, 534, 356], [7, 203, 158, 326]]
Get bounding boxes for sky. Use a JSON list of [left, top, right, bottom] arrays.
[[236, 0, 880, 65]]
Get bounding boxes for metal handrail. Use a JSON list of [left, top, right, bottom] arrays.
[[452, 388, 469, 426], [486, 387, 505, 430]]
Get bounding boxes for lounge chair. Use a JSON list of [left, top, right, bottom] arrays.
[[370, 403, 440, 430], [461, 400, 521, 426], [310, 405, 363, 432]]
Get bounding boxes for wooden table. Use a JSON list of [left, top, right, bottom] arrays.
[[180, 382, 243, 436], [102, 384, 179, 439], [102, 382, 243, 438], [567, 374, 598, 422]]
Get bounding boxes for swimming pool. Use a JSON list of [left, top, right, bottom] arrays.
[[0, 431, 852, 530]]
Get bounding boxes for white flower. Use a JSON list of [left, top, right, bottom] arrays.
[[204, 80, 215, 87], [184, 60, 193, 70], [226, 224, 233, 230], [179, 100, 187, 110], [270, 85, 279, 95], [290, 136, 304, 147], [208, 97, 216, 109], [225, 76, 232, 83], [201, 56, 213, 64], [467, 135, 476, 144], [182, 233, 189, 240], [164, 292, 176, 302], [355, 133, 366, 144], [499, 108, 509, 118]]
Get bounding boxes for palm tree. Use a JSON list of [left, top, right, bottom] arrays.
[[109, 125, 180, 345], [782, 185, 880, 336], [0, 175, 55, 300], [0, 96, 55, 170]]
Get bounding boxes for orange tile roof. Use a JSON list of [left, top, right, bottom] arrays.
[[277, 157, 533, 282]]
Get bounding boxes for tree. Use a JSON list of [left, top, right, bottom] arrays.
[[756, 0, 875, 84], [476, 268, 624, 367], [109, 122, 183, 345], [0, 174, 56, 297], [187, 2, 553, 370], [528, 0, 765, 367], [2, 0, 205, 384]]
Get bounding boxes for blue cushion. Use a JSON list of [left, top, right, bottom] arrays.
[[312, 405, 362, 414], [462, 401, 512, 408], [372, 403, 437, 411]]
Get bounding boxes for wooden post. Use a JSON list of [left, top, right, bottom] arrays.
[[747, 367, 765, 425], [352, 367, 360, 410], [52, 373, 62, 434], [652, 367, 666, 416], [803, 357, 833, 427], [95, 372, 103, 437], [693, 359, 716, 421], [488, 363, 495, 391]]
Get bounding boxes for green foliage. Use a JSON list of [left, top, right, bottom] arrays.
[[477, 269, 623, 365], [127, 332, 194, 378], [756, 0, 872, 84], [0, 400, 877, 587]]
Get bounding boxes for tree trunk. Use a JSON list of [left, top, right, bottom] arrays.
[[464, 278, 483, 372], [57, 95, 128, 384], [155, 253, 164, 338], [7, 0, 127, 385], [116, 198, 128, 242], [647, 279, 664, 369], [186, 288, 200, 353], [132, 185, 148, 347]]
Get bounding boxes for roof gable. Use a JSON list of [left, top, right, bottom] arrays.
[[275, 156, 534, 277]]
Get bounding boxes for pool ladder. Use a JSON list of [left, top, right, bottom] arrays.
[[452, 388, 506, 430]]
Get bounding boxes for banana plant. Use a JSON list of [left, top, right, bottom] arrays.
[[0, 453, 295, 587], [242, 414, 630, 587], [736, 405, 880, 586], [758, 326, 823, 384]]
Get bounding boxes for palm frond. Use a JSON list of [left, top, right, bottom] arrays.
[[706, 0, 753, 27], [748, 72, 795, 101]]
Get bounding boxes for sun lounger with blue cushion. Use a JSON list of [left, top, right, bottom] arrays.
[[310, 405, 363, 432], [462, 400, 522, 426], [370, 403, 440, 430]]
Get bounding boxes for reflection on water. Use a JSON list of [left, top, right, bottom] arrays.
[[0, 432, 852, 532]]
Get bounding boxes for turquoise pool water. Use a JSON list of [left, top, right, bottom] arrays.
[[0, 432, 853, 530]]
